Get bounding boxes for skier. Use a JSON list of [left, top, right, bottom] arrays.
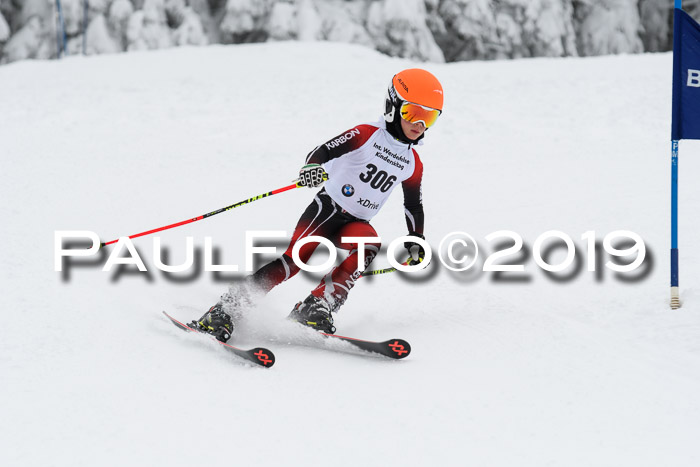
[[191, 68, 444, 342]]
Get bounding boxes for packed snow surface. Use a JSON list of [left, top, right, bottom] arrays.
[[1, 43, 699, 466]]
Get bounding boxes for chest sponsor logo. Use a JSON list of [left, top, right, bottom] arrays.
[[372, 142, 410, 170], [342, 184, 355, 197], [326, 128, 361, 150], [357, 197, 380, 210]]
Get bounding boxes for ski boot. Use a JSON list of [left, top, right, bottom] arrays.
[[190, 303, 234, 343], [288, 294, 337, 334]]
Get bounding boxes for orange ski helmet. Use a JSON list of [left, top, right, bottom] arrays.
[[384, 68, 443, 127]]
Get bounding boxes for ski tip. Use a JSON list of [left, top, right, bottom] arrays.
[[385, 339, 411, 359], [249, 347, 276, 368], [162, 310, 193, 332]]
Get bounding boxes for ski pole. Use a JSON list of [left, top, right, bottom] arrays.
[[99, 181, 304, 248], [361, 257, 424, 277]]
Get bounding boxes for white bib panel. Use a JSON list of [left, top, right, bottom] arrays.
[[323, 125, 416, 220]]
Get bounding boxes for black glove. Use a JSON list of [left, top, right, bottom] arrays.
[[298, 164, 328, 188], [404, 232, 426, 265]]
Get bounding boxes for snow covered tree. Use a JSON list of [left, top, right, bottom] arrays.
[[639, 0, 670, 52], [296, 0, 321, 41], [1, 0, 54, 63], [2, 16, 45, 62], [367, 0, 444, 62], [573, 0, 644, 55], [126, 0, 173, 50], [0, 0, 691, 65], [495, 0, 578, 59], [313, 0, 373, 46], [429, 0, 499, 60], [85, 13, 122, 53], [0, 9, 10, 43], [60, 0, 83, 36], [109, 0, 134, 50], [220, 0, 271, 43], [267, 0, 297, 41], [171, 6, 207, 45]]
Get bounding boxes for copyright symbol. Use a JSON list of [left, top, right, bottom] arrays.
[[438, 232, 479, 272]]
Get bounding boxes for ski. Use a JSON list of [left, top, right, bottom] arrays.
[[320, 332, 411, 359], [162, 311, 275, 368]]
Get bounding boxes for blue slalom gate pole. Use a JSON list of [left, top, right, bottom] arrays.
[[82, 0, 88, 55], [671, 140, 680, 308], [671, 0, 682, 309], [55, 0, 67, 58]]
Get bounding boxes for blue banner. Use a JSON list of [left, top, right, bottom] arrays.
[[672, 8, 700, 140]]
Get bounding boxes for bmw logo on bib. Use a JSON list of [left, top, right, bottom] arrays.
[[342, 184, 355, 197]]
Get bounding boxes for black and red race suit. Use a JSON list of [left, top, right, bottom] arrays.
[[250, 119, 425, 309]]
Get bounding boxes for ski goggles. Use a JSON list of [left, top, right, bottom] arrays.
[[399, 101, 441, 128]]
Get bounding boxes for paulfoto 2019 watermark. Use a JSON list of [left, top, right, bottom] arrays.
[[54, 230, 648, 277]]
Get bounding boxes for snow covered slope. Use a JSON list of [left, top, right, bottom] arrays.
[[1, 43, 699, 467]]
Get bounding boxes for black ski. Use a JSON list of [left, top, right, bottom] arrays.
[[320, 332, 411, 359], [162, 311, 275, 368]]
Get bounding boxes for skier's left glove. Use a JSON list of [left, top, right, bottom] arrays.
[[404, 232, 426, 265], [297, 164, 328, 188]]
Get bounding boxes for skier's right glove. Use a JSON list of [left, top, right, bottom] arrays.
[[404, 232, 426, 265], [297, 164, 328, 188]]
